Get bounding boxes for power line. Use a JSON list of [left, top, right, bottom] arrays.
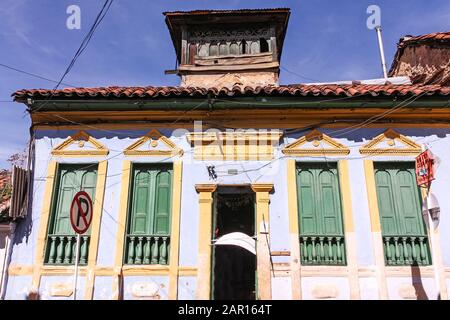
[[0, 63, 75, 87], [33, 0, 114, 112], [280, 65, 321, 82]]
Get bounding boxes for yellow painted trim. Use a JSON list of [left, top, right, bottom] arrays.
[[287, 160, 302, 300], [188, 131, 282, 161], [359, 128, 421, 156], [34, 122, 450, 132], [113, 160, 132, 299], [287, 162, 299, 234], [121, 265, 170, 276], [8, 265, 34, 276], [251, 183, 273, 300], [8, 265, 198, 277], [51, 131, 109, 156], [94, 267, 116, 276], [364, 160, 381, 232], [84, 160, 108, 300], [282, 129, 350, 156], [195, 184, 216, 300], [41, 265, 88, 276], [338, 160, 354, 232], [124, 129, 183, 156], [32, 161, 58, 291], [363, 160, 389, 299], [338, 160, 360, 300], [178, 267, 198, 276], [168, 161, 183, 300]]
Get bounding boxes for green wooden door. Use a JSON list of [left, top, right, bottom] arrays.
[[52, 165, 98, 235], [296, 163, 345, 265], [374, 162, 430, 265]]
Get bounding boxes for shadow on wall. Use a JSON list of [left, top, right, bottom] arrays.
[[319, 128, 450, 143], [411, 264, 429, 300], [35, 129, 185, 140]]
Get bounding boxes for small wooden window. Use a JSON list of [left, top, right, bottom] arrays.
[[260, 38, 269, 53], [219, 42, 229, 56], [209, 42, 219, 56], [240, 40, 247, 54], [189, 43, 197, 64], [230, 42, 239, 55]]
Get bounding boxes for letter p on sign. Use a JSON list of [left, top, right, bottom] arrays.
[[70, 191, 93, 234]]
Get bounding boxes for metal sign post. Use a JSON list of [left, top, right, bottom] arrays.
[[70, 191, 93, 301], [425, 187, 442, 300], [73, 233, 81, 300]]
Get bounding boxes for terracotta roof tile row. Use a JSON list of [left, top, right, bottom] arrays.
[[398, 31, 450, 47], [13, 84, 450, 100]]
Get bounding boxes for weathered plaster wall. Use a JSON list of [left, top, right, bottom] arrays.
[[5, 127, 450, 299]]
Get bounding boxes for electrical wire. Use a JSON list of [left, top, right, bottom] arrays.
[[32, 0, 114, 113], [0, 63, 75, 87]]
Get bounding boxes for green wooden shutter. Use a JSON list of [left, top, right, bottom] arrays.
[[45, 164, 98, 265], [128, 164, 173, 236], [130, 170, 153, 234], [52, 165, 98, 235], [374, 162, 430, 265], [297, 169, 317, 234], [153, 170, 172, 235], [318, 169, 343, 235], [296, 163, 346, 265], [375, 163, 426, 236], [297, 163, 343, 236]]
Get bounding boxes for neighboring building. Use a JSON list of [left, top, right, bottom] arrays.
[[389, 31, 450, 86], [0, 170, 14, 299], [4, 8, 450, 300]]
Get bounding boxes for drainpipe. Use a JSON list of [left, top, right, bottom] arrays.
[[0, 222, 15, 300]]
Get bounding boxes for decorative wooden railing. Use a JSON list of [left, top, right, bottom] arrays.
[[383, 235, 431, 266], [299, 235, 346, 265], [45, 234, 89, 265], [125, 235, 170, 265]]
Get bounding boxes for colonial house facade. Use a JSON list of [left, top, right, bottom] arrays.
[[4, 8, 450, 300]]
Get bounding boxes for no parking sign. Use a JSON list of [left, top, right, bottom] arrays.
[[70, 191, 93, 234]]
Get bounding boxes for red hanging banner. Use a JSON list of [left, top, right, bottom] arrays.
[[415, 149, 435, 187]]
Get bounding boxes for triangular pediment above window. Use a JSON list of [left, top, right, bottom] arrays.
[[51, 131, 109, 156], [124, 129, 183, 156], [282, 129, 350, 156], [359, 129, 422, 156]]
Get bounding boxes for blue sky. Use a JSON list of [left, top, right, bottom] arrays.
[[0, 0, 449, 169]]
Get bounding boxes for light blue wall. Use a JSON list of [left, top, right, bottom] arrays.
[[5, 126, 450, 299]]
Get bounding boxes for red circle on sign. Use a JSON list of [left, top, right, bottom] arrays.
[[70, 191, 93, 234]]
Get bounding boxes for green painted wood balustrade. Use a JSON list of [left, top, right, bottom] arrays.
[[383, 235, 431, 265], [299, 235, 346, 265], [125, 234, 170, 265], [45, 234, 89, 265]]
